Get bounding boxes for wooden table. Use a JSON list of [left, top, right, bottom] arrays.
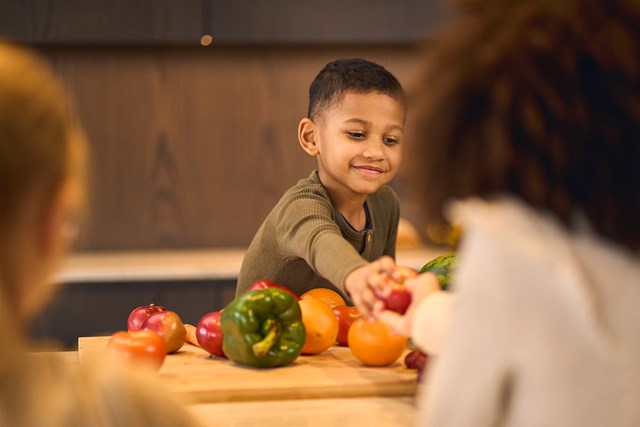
[[79, 337, 420, 426], [189, 396, 418, 427]]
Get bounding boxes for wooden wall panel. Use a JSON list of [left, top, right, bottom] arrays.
[[0, 0, 203, 44], [40, 46, 426, 250], [207, 0, 452, 44], [0, 0, 452, 45]]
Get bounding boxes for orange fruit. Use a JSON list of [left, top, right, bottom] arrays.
[[348, 317, 408, 366], [300, 288, 346, 309], [299, 299, 339, 355]]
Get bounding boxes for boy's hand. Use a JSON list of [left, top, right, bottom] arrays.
[[344, 256, 397, 318], [374, 272, 441, 337]]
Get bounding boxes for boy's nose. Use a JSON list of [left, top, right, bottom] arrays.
[[362, 139, 385, 159]]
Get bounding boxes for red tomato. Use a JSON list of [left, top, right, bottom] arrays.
[[332, 305, 361, 346], [196, 311, 226, 358], [142, 310, 186, 353], [106, 330, 167, 370], [248, 280, 301, 301], [348, 317, 408, 366]]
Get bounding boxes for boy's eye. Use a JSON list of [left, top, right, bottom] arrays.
[[383, 136, 400, 146], [347, 131, 366, 140]]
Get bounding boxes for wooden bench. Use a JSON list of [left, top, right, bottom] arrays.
[[55, 247, 444, 284]]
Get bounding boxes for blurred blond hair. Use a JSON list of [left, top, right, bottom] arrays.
[[0, 42, 200, 427]]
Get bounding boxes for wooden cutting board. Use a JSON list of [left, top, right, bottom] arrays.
[[79, 336, 418, 404]]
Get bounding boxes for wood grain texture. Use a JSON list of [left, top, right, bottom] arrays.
[[38, 45, 427, 250], [79, 336, 418, 403], [0, 0, 452, 45], [207, 0, 453, 44], [0, 0, 203, 44], [189, 396, 417, 427]]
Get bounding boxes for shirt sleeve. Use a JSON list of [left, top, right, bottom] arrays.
[[276, 189, 368, 293], [419, 226, 518, 427]]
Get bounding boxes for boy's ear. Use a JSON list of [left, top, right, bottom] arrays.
[[298, 118, 318, 156]]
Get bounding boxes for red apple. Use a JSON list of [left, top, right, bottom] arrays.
[[248, 279, 301, 301], [127, 304, 167, 331], [333, 305, 361, 346], [196, 311, 226, 358], [141, 310, 186, 353], [375, 267, 418, 315], [376, 285, 412, 315]]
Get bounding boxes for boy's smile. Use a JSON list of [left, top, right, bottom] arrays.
[[299, 91, 405, 212]]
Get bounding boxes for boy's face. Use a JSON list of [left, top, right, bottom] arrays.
[[301, 91, 405, 200]]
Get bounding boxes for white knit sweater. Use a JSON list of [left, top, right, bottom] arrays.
[[412, 197, 640, 427]]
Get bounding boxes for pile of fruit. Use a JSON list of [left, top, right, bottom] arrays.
[[106, 254, 456, 375]]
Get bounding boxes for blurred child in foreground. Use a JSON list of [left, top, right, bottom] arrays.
[[0, 42, 200, 426], [354, 0, 640, 425]]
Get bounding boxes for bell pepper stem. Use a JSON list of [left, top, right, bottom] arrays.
[[252, 318, 280, 357]]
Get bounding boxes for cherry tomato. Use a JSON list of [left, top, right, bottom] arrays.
[[348, 317, 408, 366], [332, 305, 361, 346], [249, 279, 301, 300], [106, 330, 167, 370]]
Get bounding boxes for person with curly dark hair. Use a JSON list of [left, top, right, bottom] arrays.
[[351, 0, 640, 425]]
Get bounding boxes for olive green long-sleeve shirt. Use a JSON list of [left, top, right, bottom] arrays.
[[236, 170, 399, 302]]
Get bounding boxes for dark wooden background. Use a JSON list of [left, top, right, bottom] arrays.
[[1, 0, 454, 347], [45, 45, 427, 250], [1, 0, 453, 251]]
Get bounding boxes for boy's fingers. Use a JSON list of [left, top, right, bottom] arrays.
[[405, 272, 440, 294], [368, 271, 391, 296], [372, 256, 396, 274], [372, 299, 386, 314], [352, 287, 376, 319], [377, 310, 410, 337]]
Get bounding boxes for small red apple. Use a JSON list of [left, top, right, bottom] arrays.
[[376, 286, 412, 314], [196, 311, 226, 358], [375, 267, 417, 315], [141, 310, 186, 353], [127, 304, 167, 331]]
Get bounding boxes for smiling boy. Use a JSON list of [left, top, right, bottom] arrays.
[[235, 59, 406, 303]]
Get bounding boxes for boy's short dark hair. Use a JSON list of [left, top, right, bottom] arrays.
[[307, 58, 406, 120]]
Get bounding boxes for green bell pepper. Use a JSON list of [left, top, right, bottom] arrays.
[[220, 287, 305, 368]]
